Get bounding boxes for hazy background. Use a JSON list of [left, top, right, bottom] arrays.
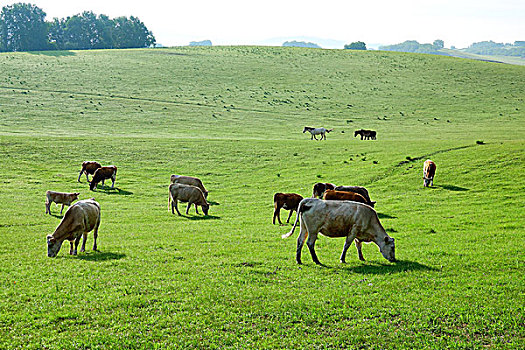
[[2, 0, 524, 48]]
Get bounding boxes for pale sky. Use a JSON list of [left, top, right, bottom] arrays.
[[2, 0, 524, 49]]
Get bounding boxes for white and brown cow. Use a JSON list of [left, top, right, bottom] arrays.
[[77, 161, 101, 183], [423, 159, 436, 187], [170, 175, 208, 198], [273, 193, 303, 225], [46, 199, 101, 257], [282, 198, 396, 265], [89, 166, 117, 191], [45, 191, 80, 215]]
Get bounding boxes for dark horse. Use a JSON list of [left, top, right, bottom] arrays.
[[354, 129, 377, 140]]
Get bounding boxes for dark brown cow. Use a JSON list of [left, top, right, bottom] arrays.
[[312, 182, 336, 198], [77, 161, 101, 182], [423, 159, 437, 187], [273, 193, 303, 225], [89, 166, 117, 191], [334, 185, 375, 207]]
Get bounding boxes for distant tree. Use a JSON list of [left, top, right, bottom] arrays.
[[515, 41, 525, 47], [379, 40, 442, 54], [283, 41, 321, 49], [0, 3, 49, 51], [433, 39, 444, 49], [112, 16, 155, 49], [344, 41, 367, 50]]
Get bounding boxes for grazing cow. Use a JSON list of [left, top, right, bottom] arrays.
[[423, 159, 437, 187], [282, 198, 396, 264], [46, 199, 100, 257], [89, 166, 117, 191], [45, 191, 80, 215], [312, 182, 336, 198], [322, 189, 370, 206], [273, 193, 303, 225], [169, 183, 209, 216], [354, 129, 377, 140], [170, 175, 208, 198], [77, 161, 101, 182], [303, 127, 333, 140], [334, 185, 375, 207]]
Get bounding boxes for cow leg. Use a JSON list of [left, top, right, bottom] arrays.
[[306, 231, 321, 265], [86, 172, 91, 183], [340, 228, 358, 263], [296, 220, 309, 264], [45, 201, 50, 214], [78, 170, 83, 182], [80, 232, 87, 252], [355, 239, 365, 261], [72, 236, 81, 255], [60, 204, 65, 214], [195, 204, 200, 215], [273, 205, 282, 225], [186, 203, 191, 215], [101, 179, 105, 188], [92, 220, 99, 251], [111, 174, 116, 188], [69, 241, 74, 255], [285, 210, 294, 224], [174, 201, 182, 216]]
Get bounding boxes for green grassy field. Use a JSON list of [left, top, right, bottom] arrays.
[[0, 47, 524, 349]]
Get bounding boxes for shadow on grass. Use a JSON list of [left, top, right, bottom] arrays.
[[207, 200, 220, 206], [342, 259, 438, 274], [94, 186, 133, 195], [377, 212, 397, 219], [184, 214, 221, 221], [75, 251, 126, 261], [49, 213, 64, 219], [438, 184, 469, 192], [28, 50, 76, 57]]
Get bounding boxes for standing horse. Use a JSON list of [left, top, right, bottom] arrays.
[[303, 127, 333, 140], [354, 129, 377, 140]]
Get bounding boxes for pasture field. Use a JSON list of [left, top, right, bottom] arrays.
[[0, 47, 524, 349]]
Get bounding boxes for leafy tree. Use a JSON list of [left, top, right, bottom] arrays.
[[344, 41, 367, 50], [282, 41, 321, 49], [433, 39, 444, 49], [0, 3, 48, 51]]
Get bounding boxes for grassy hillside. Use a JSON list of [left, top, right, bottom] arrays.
[[0, 47, 524, 349]]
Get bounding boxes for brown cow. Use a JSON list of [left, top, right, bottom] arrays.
[[46, 199, 100, 257], [169, 183, 209, 216], [312, 182, 336, 198], [273, 193, 303, 225], [170, 175, 208, 198], [282, 198, 396, 264], [322, 189, 369, 205], [423, 159, 436, 187], [45, 191, 80, 215], [334, 185, 375, 207], [90, 166, 117, 191], [77, 161, 101, 183]]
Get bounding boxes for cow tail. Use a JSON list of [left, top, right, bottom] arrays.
[[282, 199, 304, 239], [168, 189, 172, 210]]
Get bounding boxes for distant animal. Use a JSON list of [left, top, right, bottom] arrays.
[[334, 185, 375, 207], [273, 193, 303, 225], [354, 129, 377, 140], [169, 183, 209, 216], [423, 159, 436, 187], [46, 199, 101, 257], [89, 165, 117, 191], [45, 191, 80, 215], [303, 127, 333, 140], [322, 189, 369, 206], [312, 182, 336, 198], [170, 175, 208, 198], [77, 161, 101, 182], [282, 198, 396, 264]]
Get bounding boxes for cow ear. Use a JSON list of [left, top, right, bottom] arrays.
[[384, 236, 391, 244]]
